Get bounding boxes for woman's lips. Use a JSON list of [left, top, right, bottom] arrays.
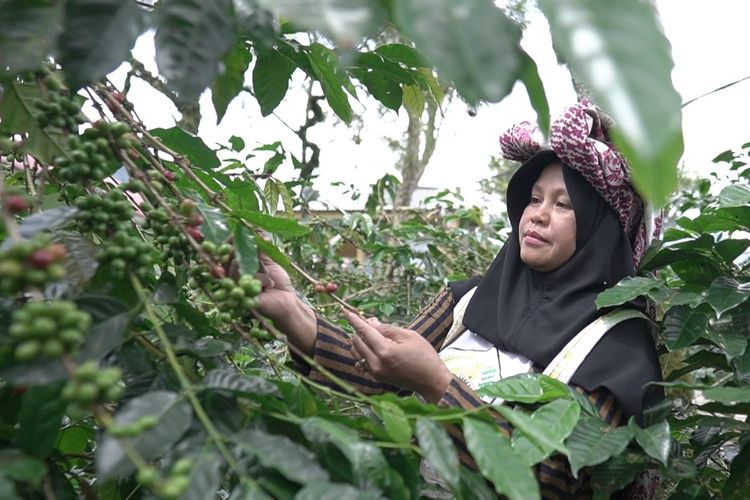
[[523, 230, 548, 245]]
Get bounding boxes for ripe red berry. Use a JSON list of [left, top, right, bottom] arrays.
[[47, 243, 68, 261], [187, 213, 204, 227], [210, 265, 226, 279], [314, 283, 326, 294], [112, 92, 126, 104], [128, 148, 139, 161], [163, 171, 177, 182], [325, 282, 338, 293], [5, 195, 29, 214], [12, 386, 28, 396], [28, 249, 55, 269], [186, 226, 203, 242]]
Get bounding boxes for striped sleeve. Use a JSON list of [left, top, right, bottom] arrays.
[[436, 377, 624, 499], [293, 288, 456, 395]]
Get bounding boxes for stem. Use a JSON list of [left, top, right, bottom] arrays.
[[131, 275, 258, 488]]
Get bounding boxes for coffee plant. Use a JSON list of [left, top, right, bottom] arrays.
[[2, 0, 748, 499]]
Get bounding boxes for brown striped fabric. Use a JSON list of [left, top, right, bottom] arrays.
[[298, 288, 627, 499]]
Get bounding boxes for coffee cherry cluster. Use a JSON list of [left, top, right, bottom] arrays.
[[137, 458, 192, 499], [74, 189, 133, 234], [314, 281, 338, 294], [188, 260, 262, 323], [54, 121, 134, 184], [145, 199, 204, 265], [9, 300, 91, 362], [31, 83, 86, 132], [0, 234, 67, 294], [61, 361, 123, 412], [100, 231, 155, 279]]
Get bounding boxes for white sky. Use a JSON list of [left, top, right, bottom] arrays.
[[114, 0, 750, 210]]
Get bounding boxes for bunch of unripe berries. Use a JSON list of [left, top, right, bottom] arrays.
[[54, 121, 134, 184], [31, 78, 86, 132], [100, 230, 155, 279], [61, 360, 123, 413], [74, 189, 132, 234], [137, 458, 193, 499], [9, 300, 91, 361], [0, 234, 67, 294], [190, 269, 263, 323]]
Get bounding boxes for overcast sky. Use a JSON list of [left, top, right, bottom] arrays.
[[116, 0, 750, 210]]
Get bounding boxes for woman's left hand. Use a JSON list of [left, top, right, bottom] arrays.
[[343, 309, 452, 404]]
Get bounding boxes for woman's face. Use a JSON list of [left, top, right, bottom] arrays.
[[518, 163, 577, 272]]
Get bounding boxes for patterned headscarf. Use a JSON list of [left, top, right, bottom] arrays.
[[499, 99, 662, 268]]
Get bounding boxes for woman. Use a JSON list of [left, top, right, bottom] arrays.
[[255, 100, 663, 498]]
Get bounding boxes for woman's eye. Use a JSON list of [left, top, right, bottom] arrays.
[[529, 196, 542, 204], [556, 200, 571, 209]]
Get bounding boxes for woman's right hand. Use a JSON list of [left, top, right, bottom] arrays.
[[254, 253, 297, 320], [254, 253, 317, 356]]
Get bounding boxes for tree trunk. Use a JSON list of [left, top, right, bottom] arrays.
[[394, 96, 439, 207]]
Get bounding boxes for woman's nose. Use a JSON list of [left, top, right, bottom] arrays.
[[530, 204, 550, 224]]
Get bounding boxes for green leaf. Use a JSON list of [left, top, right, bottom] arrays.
[[725, 441, 750, 499], [302, 417, 408, 498], [0, 0, 63, 77], [628, 419, 670, 466], [511, 400, 581, 466], [294, 482, 382, 500], [233, 225, 259, 275], [701, 386, 750, 404], [233, 210, 309, 237], [59, 0, 145, 90], [401, 84, 424, 116], [154, 0, 236, 102], [540, 0, 682, 206], [150, 127, 220, 169], [463, 417, 540, 500], [154, 272, 180, 304], [196, 200, 230, 245], [252, 47, 297, 117], [11, 207, 79, 244], [308, 42, 354, 123], [181, 450, 223, 500], [662, 304, 710, 351], [415, 417, 460, 494], [237, 429, 329, 484], [495, 406, 569, 457], [703, 277, 750, 317], [229, 135, 245, 152], [0, 450, 47, 487], [17, 384, 66, 459], [255, 236, 292, 272], [595, 276, 663, 308], [212, 40, 252, 123], [394, 0, 522, 104], [478, 373, 570, 404], [715, 239, 750, 266], [719, 184, 750, 208], [374, 44, 431, 68], [97, 391, 192, 479], [76, 311, 132, 362], [352, 67, 402, 111], [519, 50, 550, 138], [565, 416, 633, 478], [590, 452, 650, 500], [203, 368, 281, 398], [0, 81, 66, 163], [376, 401, 412, 445]]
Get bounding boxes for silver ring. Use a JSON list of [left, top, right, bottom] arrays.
[[354, 358, 367, 371]]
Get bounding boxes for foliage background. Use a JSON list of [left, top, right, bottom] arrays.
[[0, 0, 749, 499]]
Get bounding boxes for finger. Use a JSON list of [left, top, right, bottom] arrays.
[[343, 309, 387, 356], [371, 322, 412, 341], [351, 335, 376, 366], [255, 272, 275, 290]]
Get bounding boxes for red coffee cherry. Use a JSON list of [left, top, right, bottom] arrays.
[[186, 226, 203, 242], [314, 283, 326, 294], [5, 195, 29, 214], [28, 249, 55, 269], [325, 282, 338, 293]]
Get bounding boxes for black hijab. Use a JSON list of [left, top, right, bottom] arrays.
[[451, 151, 662, 420]]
